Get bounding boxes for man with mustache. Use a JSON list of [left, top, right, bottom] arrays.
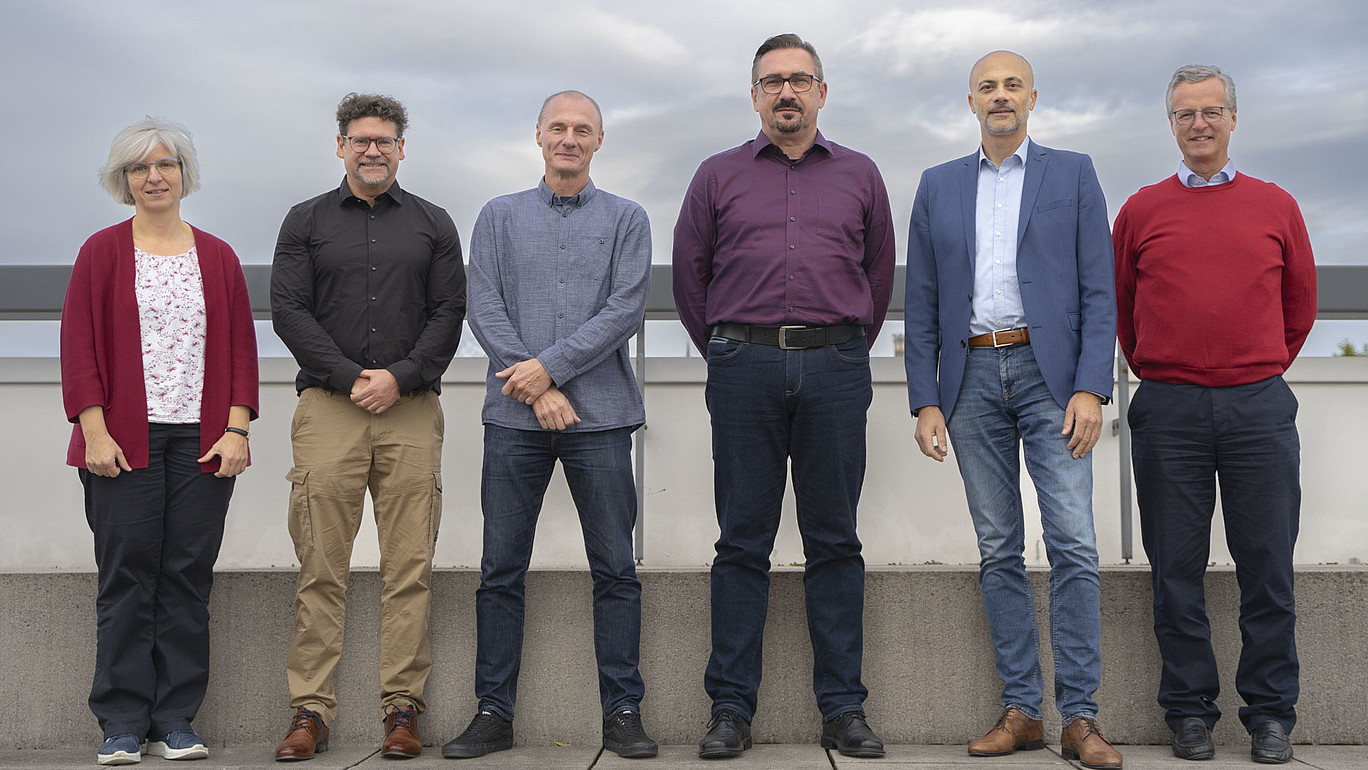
[[673, 33, 895, 760], [904, 52, 1121, 768], [271, 92, 467, 761], [443, 90, 656, 761], [1114, 64, 1315, 765]]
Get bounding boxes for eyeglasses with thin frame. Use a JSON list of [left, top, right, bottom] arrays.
[[342, 135, 400, 154], [1171, 107, 1230, 126], [124, 158, 182, 179], [752, 74, 822, 94]]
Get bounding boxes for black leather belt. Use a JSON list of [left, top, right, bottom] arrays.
[[710, 323, 864, 350]]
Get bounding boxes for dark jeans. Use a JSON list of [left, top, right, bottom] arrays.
[[1129, 376, 1300, 734], [82, 423, 234, 739], [703, 335, 872, 721], [475, 424, 644, 719]]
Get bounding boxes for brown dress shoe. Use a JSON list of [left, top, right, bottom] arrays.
[[381, 704, 422, 759], [275, 707, 329, 762], [968, 707, 1045, 756], [1061, 716, 1122, 769]]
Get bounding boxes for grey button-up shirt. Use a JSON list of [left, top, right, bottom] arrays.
[[468, 179, 650, 432]]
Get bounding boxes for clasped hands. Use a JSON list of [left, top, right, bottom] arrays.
[[497, 358, 580, 431]]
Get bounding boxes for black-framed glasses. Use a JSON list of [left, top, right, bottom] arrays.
[[124, 158, 181, 179], [752, 74, 822, 94], [342, 135, 400, 153], [1171, 107, 1230, 126]]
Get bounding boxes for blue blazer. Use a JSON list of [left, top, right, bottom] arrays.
[[904, 141, 1116, 419]]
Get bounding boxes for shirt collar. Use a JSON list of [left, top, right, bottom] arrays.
[[751, 129, 833, 160], [1181, 156, 1236, 187], [537, 177, 598, 209], [337, 176, 404, 206], [978, 136, 1030, 170], [1178, 158, 1237, 188]]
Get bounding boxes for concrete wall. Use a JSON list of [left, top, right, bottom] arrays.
[[5, 356, 1367, 571], [2, 567, 1364, 750]]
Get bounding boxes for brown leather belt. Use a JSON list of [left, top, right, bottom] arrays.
[[710, 323, 864, 350], [967, 327, 1030, 347]]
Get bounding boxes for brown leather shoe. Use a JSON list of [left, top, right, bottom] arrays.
[[275, 707, 329, 762], [381, 704, 422, 759], [968, 707, 1045, 756], [1061, 716, 1122, 769]]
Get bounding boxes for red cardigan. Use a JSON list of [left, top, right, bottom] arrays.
[[61, 219, 260, 472]]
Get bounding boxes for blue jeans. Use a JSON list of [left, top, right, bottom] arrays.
[[947, 346, 1102, 720], [703, 335, 872, 721], [1130, 377, 1299, 734], [475, 424, 644, 719]]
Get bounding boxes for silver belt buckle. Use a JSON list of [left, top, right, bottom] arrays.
[[990, 327, 1013, 348], [778, 325, 806, 350]]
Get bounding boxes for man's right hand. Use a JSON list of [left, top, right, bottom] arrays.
[[914, 405, 950, 462], [532, 386, 581, 432]]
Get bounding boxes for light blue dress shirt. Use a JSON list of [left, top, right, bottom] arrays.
[[468, 179, 651, 432], [970, 138, 1030, 335], [1179, 158, 1236, 187]]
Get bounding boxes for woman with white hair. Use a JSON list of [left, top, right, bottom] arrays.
[[60, 119, 259, 765]]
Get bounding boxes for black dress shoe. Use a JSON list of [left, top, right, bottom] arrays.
[[1251, 720, 1293, 764], [820, 711, 886, 758], [698, 709, 751, 759], [1171, 717, 1215, 761]]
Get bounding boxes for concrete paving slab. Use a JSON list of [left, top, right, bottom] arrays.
[[596, 743, 833, 768], [834, 743, 1071, 766], [0, 745, 377, 769], [1292, 745, 1368, 770], [356, 744, 600, 768]]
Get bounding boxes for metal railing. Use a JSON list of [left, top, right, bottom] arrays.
[[5, 263, 1366, 562]]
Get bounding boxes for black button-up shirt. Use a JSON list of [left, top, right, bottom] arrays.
[[271, 178, 467, 394]]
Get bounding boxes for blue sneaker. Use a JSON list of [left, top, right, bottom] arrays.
[[146, 729, 209, 761], [97, 734, 143, 765]]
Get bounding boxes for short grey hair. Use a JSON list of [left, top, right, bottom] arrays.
[[537, 90, 603, 131], [1166, 64, 1237, 115], [751, 33, 824, 84], [99, 118, 201, 206]]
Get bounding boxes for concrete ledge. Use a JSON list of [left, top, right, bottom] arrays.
[[3, 567, 1364, 750]]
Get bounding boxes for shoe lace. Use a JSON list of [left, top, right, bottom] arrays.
[[708, 710, 740, 729], [1073, 716, 1106, 740], [385, 706, 416, 732], [289, 708, 319, 733], [611, 710, 644, 732]]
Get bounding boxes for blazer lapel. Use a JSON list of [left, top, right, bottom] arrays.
[[958, 152, 978, 273], [1017, 141, 1048, 246]]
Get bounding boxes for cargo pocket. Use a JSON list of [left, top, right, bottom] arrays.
[[429, 472, 443, 548], [285, 467, 313, 552]]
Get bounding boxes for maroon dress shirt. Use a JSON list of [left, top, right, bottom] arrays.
[[672, 131, 896, 354]]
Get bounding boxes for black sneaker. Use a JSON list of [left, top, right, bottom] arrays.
[[604, 707, 659, 758], [698, 708, 751, 759], [442, 710, 514, 759]]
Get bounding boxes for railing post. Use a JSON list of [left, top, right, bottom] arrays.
[[1116, 352, 1133, 563], [634, 321, 647, 563]]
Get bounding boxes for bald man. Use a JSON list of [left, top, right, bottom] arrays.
[[904, 51, 1121, 768]]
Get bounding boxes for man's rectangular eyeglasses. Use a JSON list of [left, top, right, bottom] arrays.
[[752, 74, 822, 94], [1171, 107, 1229, 126], [124, 158, 182, 179], [342, 135, 400, 153]]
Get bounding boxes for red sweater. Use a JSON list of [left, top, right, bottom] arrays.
[[1113, 174, 1317, 386], [60, 219, 260, 472]]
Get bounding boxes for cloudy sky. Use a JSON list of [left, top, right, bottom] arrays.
[[5, 0, 1366, 349]]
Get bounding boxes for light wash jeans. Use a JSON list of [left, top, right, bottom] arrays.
[[947, 345, 1102, 720]]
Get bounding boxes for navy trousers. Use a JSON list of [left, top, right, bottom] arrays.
[[1128, 376, 1300, 734], [82, 423, 234, 739]]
